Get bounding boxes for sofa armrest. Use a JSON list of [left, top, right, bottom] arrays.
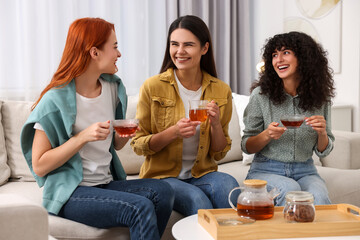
[[320, 130, 360, 169], [0, 194, 49, 240]]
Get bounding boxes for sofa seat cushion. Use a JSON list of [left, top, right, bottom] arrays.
[[0, 181, 42, 205], [0, 181, 180, 240], [0, 183, 131, 240], [0, 194, 49, 240], [49, 216, 130, 240], [0, 101, 11, 186], [316, 166, 360, 206], [218, 161, 249, 185]]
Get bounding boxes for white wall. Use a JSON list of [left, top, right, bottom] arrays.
[[334, 0, 360, 132], [252, 0, 360, 132]]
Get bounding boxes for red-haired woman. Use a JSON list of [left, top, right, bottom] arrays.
[[20, 18, 174, 240]]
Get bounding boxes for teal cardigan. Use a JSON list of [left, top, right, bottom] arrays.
[[20, 74, 127, 214]]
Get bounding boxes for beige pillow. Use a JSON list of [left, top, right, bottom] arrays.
[[0, 101, 11, 185], [217, 101, 243, 164], [2, 101, 34, 181], [117, 94, 145, 175]]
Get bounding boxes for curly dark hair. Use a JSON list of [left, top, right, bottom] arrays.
[[251, 31, 335, 111]]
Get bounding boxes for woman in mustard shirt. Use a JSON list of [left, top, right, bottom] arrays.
[[131, 15, 238, 216]]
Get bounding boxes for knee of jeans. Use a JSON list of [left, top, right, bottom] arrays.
[[271, 181, 301, 205], [187, 190, 213, 209], [309, 187, 331, 205], [138, 199, 158, 222], [272, 180, 301, 194], [158, 181, 175, 208], [313, 194, 331, 205], [158, 181, 175, 197]]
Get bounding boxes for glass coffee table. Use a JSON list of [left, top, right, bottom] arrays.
[[172, 214, 360, 240]]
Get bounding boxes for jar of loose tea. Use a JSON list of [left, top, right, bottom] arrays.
[[283, 191, 315, 223]]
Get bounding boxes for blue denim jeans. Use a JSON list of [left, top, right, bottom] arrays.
[[57, 179, 174, 240], [162, 171, 239, 216], [246, 154, 331, 206]]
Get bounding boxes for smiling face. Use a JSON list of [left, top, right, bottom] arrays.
[[272, 47, 298, 81], [97, 30, 121, 74], [169, 28, 208, 72]]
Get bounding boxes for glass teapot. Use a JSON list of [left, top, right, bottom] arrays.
[[228, 179, 279, 220]]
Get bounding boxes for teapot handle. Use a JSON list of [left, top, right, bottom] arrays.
[[228, 187, 243, 211]]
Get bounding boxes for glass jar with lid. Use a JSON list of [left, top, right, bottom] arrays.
[[283, 191, 315, 223]]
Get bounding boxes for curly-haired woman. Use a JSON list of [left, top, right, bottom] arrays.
[[241, 31, 335, 206]]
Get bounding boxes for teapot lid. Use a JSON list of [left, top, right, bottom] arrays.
[[243, 179, 267, 188]]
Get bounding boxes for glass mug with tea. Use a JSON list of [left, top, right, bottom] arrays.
[[189, 100, 209, 122], [228, 179, 279, 220], [113, 119, 139, 135], [280, 114, 306, 129]]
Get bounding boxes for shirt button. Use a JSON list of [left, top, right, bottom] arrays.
[[201, 131, 205, 135], [200, 146, 204, 149], [161, 101, 164, 105]]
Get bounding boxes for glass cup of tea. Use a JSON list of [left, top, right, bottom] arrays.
[[113, 119, 139, 135], [189, 100, 209, 122], [280, 114, 306, 129]]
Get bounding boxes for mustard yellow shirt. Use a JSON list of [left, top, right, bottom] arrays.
[[131, 68, 233, 179]]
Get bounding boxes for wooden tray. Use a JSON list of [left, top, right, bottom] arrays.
[[198, 204, 360, 240]]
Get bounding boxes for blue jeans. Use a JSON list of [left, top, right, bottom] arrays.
[[162, 171, 239, 216], [246, 154, 331, 206], [57, 179, 174, 240]]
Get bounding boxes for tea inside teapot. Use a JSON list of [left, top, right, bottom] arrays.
[[228, 179, 278, 220]]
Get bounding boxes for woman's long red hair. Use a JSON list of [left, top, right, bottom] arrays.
[[32, 18, 115, 110]]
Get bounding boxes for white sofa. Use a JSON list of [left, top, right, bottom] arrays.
[[1, 93, 360, 240]]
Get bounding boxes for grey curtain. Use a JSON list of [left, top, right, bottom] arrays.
[[165, 0, 254, 95]]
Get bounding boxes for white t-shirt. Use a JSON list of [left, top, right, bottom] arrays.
[[175, 72, 201, 179], [34, 79, 118, 186]]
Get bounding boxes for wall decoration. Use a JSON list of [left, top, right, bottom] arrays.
[[284, 0, 342, 73]]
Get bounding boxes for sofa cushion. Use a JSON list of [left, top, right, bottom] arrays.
[[218, 161, 250, 185], [0, 193, 49, 240], [0, 182, 130, 240], [49, 216, 130, 240], [0, 101, 11, 186], [217, 100, 243, 164], [316, 166, 360, 206], [232, 93, 254, 165], [2, 101, 34, 181]]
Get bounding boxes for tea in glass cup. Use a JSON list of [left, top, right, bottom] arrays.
[[189, 100, 209, 122], [113, 119, 139, 135], [280, 114, 305, 129]]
